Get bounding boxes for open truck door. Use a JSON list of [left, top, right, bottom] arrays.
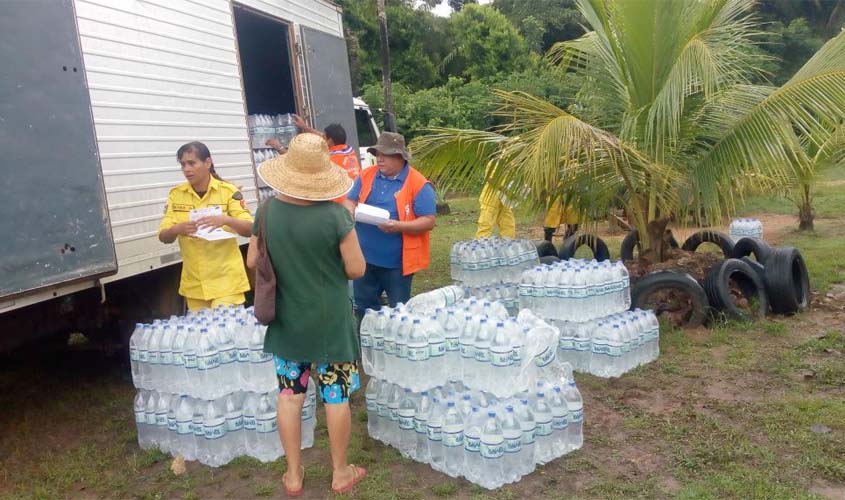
[[0, 0, 117, 303], [299, 26, 360, 155]]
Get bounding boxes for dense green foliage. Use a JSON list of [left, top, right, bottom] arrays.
[[338, 0, 841, 139]]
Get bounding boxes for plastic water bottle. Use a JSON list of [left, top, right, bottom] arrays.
[[564, 381, 583, 451], [360, 309, 377, 375], [386, 384, 403, 447], [235, 320, 251, 387], [214, 323, 238, 395], [147, 324, 163, 391], [365, 377, 381, 438], [515, 399, 537, 477], [301, 378, 316, 449], [371, 311, 387, 379], [224, 393, 245, 457], [375, 381, 392, 444], [394, 317, 411, 388], [532, 392, 554, 464], [501, 405, 523, 484], [166, 395, 179, 454], [196, 328, 220, 400], [154, 392, 172, 453], [382, 314, 398, 384], [473, 319, 493, 392], [129, 324, 144, 388], [490, 322, 515, 397], [201, 399, 228, 467], [414, 391, 432, 464], [549, 386, 570, 458], [442, 310, 463, 372], [250, 322, 276, 393], [242, 392, 260, 459], [426, 317, 447, 389], [462, 406, 484, 483], [479, 410, 505, 489], [174, 396, 195, 460], [398, 388, 417, 459], [459, 315, 478, 386], [442, 401, 464, 478], [426, 397, 446, 473], [254, 394, 282, 462], [169, 326, 187, 394], [134, 390, 152, 449], [191, 398, 206, 460]]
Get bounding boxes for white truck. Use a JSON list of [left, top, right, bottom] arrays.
[[0, 0, 378, 350]]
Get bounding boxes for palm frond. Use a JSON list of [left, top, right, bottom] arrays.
[[410, 128, 505, 194]]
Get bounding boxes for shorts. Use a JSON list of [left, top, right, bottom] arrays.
[[274, 356, 360, 404], [185, 293, 246, 312]]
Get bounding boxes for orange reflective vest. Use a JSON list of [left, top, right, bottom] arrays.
[[330, 144, 361, 204], [359, 165, 433, 276]]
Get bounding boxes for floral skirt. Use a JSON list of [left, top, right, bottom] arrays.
[[273, 357, 360, 404]]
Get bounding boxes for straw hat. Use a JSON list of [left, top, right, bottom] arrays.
[[257, 133, 353, 201]]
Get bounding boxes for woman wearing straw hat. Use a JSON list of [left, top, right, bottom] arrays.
[[246, 133, 367, 496]]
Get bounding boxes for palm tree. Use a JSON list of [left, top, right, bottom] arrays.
[[411, 0, 845, 261], [786, 121, 845, 231]]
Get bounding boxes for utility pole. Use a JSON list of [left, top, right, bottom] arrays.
[[376, 0, 396, 132]]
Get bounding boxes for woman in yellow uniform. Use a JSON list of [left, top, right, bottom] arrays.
[[159, 142, 254, 311]]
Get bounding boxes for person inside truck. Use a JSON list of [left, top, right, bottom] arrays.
[[158, 141, 254, 311], [267, 117, 361, 182], [246, 133, 368, 496]]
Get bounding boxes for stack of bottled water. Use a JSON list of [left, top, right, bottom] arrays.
[[253, 148, 280, 166], [360, 294, 584, 489], [555, 309, 660, 377], [450, 238, 540, 286], [248, 114, 277, 149], [729, 218, 763, 240], [365, 378, 583, 489], [275, 113, 299, 147], [129, 306, 315, 466], [518, 259, 631, 322]]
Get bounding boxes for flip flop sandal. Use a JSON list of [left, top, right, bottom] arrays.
[[331, 464, 367, 495], [282, 466, 305, 497]]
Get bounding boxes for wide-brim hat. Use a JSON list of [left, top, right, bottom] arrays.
[[367, 131, 412, 162], [257, 133, 353, 201]]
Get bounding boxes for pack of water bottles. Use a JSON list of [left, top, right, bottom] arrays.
[[450, 238, 540, 286], [133, 385, 315, 466], [253, 148, 280, 166], [729, 218, 763, 240], [365, 377, 583, 489], [519, 258, 631, 322], [555, 309, 660, 378], [360, 298, 562, 398], [248, 113, 299, 150], [128, 306, 314, 466]]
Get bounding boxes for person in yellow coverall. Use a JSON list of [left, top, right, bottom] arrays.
[[476, 181, 516, 239], [543, 198, 580, 242]]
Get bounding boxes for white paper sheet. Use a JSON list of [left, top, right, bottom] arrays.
[[355, 203, 391, 226], [190, 206, 237, 241]]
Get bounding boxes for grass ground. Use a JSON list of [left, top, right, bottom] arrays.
[[1, 168, 843, 499]]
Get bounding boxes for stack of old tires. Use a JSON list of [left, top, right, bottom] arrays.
[[630, 230, 810, 326], [533, 233, 613, 265]]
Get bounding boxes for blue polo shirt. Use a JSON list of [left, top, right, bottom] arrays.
[[348, 164, 437, 269]]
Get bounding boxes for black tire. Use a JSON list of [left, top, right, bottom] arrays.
[[620, 229, 680, 261], [540, 255, 561, 265], [681, 230, 735, 258], [630, 270, 709, 328], [533, 240, 558, 258], [558, 233, 611, 261], [731, 237, 772, 263], [762, 247, 810, 315], [740, 256, 765, 282], [703, 258, 769, 322]]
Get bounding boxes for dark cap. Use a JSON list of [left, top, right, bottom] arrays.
[[367, 132, 411, 161]]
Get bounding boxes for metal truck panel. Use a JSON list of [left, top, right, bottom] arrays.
[[0, 0, 117, 299]]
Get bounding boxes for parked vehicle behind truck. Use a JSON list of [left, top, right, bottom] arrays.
[[0, 0, 363, 350]]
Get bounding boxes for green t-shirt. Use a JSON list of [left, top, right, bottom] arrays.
[[253, 198, 358, 363]]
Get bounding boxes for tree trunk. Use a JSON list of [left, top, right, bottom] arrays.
[[798, 200, 814, 231], [642, 217, 671, 263], [798, 184, 814, 231]]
